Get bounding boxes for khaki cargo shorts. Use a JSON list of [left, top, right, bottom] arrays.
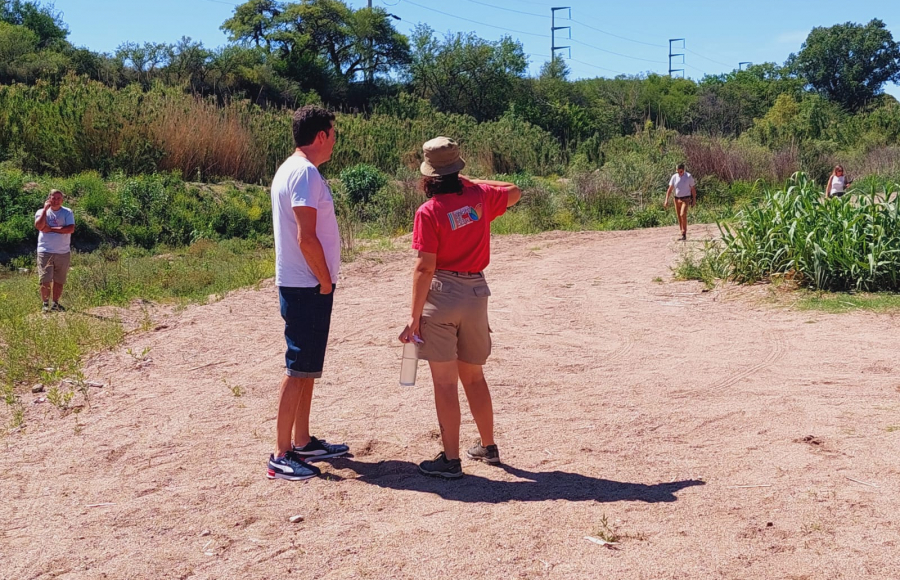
[[417, 270, 492, 365], [37, 252, 71, 285]]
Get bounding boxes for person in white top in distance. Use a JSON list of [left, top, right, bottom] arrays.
[[664, 163, 697, 241], [826, 165, 851, 198]]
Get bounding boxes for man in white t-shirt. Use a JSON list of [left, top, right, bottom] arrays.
[[34, 189, 75, 312], [664, 163, 697, 241], [266, 105, 349, 482]]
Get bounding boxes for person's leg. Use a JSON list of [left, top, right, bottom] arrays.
[[278, 285, 335, 450], [292, 378, 315, 448], [676, 199, 688, 236], [50, 253, 70, 308], [38, 253, 51, 304], [428, 360, 461, 459], [276, 375, 313, 455], [458, 361, 494, 447], [268, 373, 320, 480]]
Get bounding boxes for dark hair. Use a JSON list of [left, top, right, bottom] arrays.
[[292, 105, 336, 148], [676, 163, 685, 170], [421, 173, 463, 198]]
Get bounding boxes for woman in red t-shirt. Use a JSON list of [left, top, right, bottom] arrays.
[[399, 136, 522, 479]]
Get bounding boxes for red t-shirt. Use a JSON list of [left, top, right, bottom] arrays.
[[412, 183, 509, 272]]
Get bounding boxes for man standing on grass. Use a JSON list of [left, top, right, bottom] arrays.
[[664, 163, 697, 241], [266, 105, 349, 482], [34, 189, 75, 313]]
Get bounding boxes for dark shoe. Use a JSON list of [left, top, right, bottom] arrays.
[[466, 441, 500, 464], [51, 302, 66, 312], [292, 436, 349, 461], [681, 233, 687, 241], [267, 451, 321, 481], [418, 452, 463, 479], [41, 301, 50, 313]]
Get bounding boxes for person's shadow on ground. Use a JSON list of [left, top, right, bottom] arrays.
[[326, 458, 704, 504]]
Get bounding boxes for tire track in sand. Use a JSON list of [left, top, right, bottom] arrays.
[[707, 328, 786, 392]]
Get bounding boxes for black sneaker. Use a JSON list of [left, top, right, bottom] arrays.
[[267, 451, 321, 481], [41, 301, 50, 313], [681, 233, 687, 241], [292, 436, 349, 461], [51, 302, 66, 312], [466, 441, 500, 464], [418, 452, 463, 479]]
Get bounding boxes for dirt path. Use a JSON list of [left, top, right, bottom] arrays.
[[2, 225, 899, 580]]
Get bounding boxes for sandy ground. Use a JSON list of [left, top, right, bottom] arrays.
[[2, 224, 899, 580]]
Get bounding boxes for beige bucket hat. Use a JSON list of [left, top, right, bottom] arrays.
[[420, 136, 466, 177]]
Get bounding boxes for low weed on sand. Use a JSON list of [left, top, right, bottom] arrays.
[[794, 291, 900, 313]]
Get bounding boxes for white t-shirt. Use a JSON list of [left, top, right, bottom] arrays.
[[270, 155, 341, 288], [35, 206, 75, 254], [669, 172, 695, 198], [830, 175, 847, 194]]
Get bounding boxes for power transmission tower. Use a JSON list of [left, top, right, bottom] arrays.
[[668, 38, 685, 78], [739, 61, 752, 70], [551, 7, 571, 59]]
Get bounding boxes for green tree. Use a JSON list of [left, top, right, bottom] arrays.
[[220, 0, 282, 51], [696, 63, 803, 135], [163, 37, 212, 91], [408, 24, 526, 121], [791, 19, 900, 111], [0, 20, 38, 82], [0, 0, 68, 47], [115, 41, 169, 87], [274, 0, 409, 85]]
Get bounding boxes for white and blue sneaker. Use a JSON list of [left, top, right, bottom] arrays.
[[267, 451, 320, 481], [292, 437, 349, 461]]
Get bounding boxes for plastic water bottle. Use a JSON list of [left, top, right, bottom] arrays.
[[399, 342, 418, 386]]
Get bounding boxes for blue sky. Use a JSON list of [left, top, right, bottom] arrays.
[[56, 0, 900, 97]]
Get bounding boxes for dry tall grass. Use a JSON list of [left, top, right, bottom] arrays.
[[151, 96, 268, 183], [677, 135, 797, 183]]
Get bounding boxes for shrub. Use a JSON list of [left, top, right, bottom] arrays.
[[339, 163, 388, 207]]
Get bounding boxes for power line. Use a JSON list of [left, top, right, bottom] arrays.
[[402, 0, 549, 38], [684, 48, 732, 69], [461, 0, 546, 18], [684, 63, 710, 77], [567, 57, 624, 76], [568, 19, 666, 49], [570, 38, 666, 65]]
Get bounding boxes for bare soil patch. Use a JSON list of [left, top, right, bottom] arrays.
[[3, 225, 899, 579]]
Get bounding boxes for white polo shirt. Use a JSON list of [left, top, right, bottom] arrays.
[[669, 172, 695, 198]]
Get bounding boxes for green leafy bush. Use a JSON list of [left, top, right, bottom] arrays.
[[339, 164, 388, 206]]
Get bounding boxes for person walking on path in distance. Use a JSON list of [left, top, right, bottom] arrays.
[[399, 136, 522, 479], [664, 163, 697, 241], [34, 189, 75, 313], [826, 165, 851, 198], [267, 105, 349, 482]]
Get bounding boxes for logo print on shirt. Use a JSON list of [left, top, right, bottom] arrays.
[[447, 204, 483, 231]]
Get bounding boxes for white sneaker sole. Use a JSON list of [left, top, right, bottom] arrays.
[[267, 468, 317, 481]]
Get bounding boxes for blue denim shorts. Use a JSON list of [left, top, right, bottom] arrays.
[[279, 286, 334, 378]]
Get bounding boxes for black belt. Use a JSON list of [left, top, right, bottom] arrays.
[[437, 269, 483, 277]]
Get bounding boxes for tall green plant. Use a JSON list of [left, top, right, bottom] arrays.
[[717, 172, 900, 290]]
